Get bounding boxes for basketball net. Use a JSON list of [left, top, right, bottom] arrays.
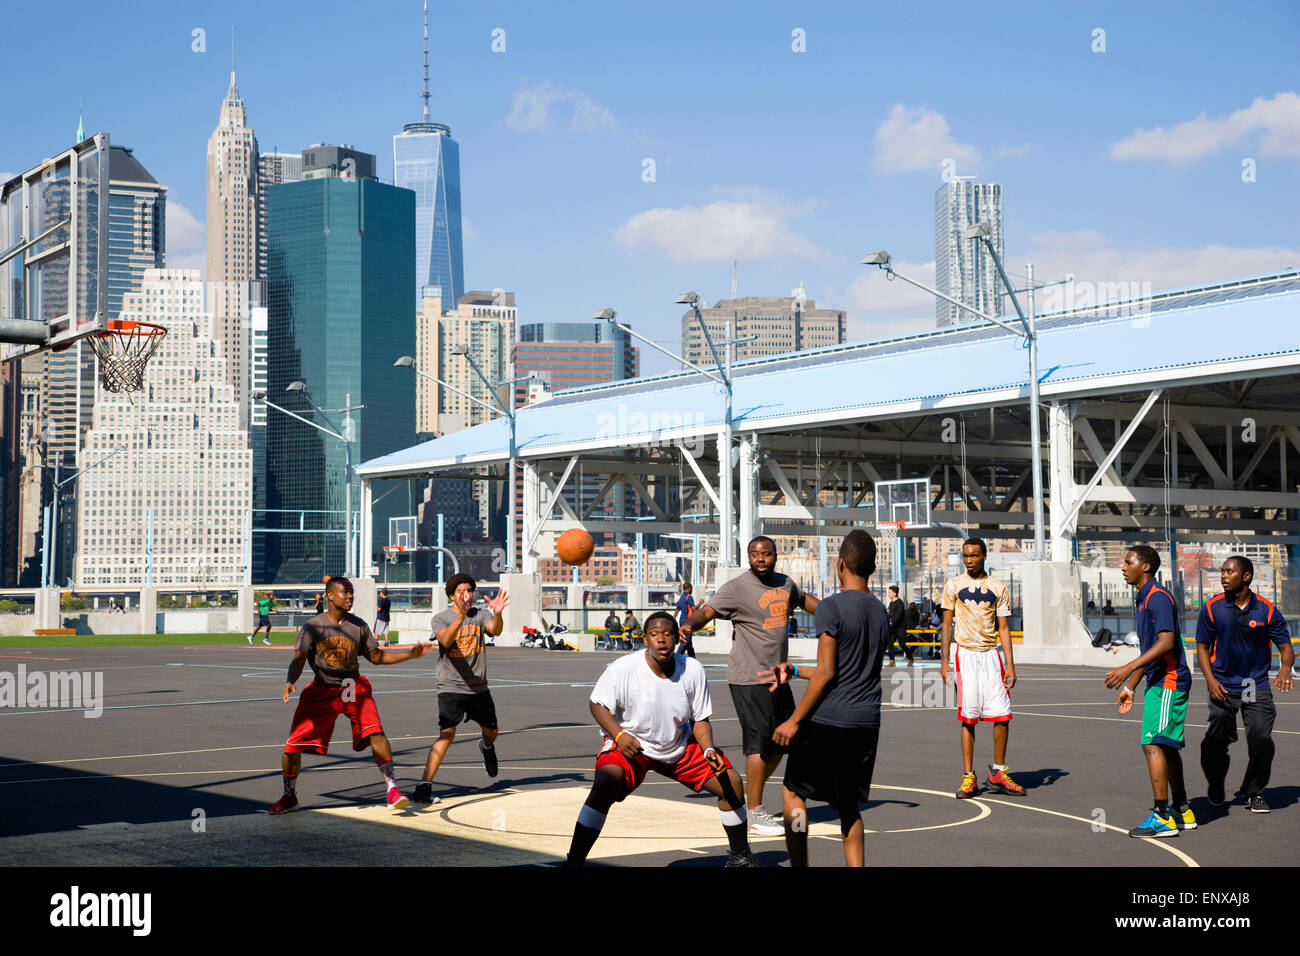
[[876, 521, 904, 581]]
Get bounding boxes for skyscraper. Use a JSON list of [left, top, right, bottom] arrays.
[[265, 175, 415, 582], [394, 4, 464, 308], [680, 290, 845, 368], [106, 146, 166, 322], [256, 151, 302, 281], [515, 321, 639, 392], [206, 71, 259, 407], [75, 269, 251, 585], [934, 178, 1004, 327]]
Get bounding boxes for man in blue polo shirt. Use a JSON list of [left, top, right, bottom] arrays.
[[1105, 545, 1194, 838], [1195, 555, 1294, 813]]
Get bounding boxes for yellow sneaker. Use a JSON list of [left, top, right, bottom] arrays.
[[1175, 804, 1197, 830]]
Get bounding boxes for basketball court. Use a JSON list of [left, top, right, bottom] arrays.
[[1, 643, 1294, 867]]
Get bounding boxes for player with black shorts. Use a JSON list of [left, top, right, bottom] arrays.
[[412, 573, 508, 804], [248, 591, 274, 645], [374, 588, 392, 646], [269, 577, 431, 814], [680, 535, 818, 836], [763, 529, 887, 866]]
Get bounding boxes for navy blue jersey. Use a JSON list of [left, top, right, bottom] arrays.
[[1195, 591, 1289, 694]]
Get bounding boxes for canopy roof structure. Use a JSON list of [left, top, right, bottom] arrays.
[[356, 271, 1300, 582]]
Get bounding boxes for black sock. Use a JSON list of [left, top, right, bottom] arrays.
[[1154, 799, 1169, 815], [567, 824, 601, 865], [283, 773, 297, 796], [723, 822, 749, 854], [1171, 790, 1187, 808]]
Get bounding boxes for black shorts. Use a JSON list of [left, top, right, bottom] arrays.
[[257, 615, 270, 628], [438, 690, 498, 731], [784, 722, 878, 809], [730, 682, 795, 758]]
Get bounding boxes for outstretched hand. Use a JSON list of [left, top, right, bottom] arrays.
[[486, 589, 509, 616], [758, 663, 794, 692]]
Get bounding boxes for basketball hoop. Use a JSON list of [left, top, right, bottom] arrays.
[[89, 320, 167, 393], [875, 520, 905, 561], [383, 545, 406, 564]]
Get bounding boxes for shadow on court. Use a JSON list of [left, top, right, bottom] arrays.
[[0, 755, 274, 838], [1004, 767, 1069, 790]]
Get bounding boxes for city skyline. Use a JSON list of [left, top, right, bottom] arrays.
[[1, 2, 1297, 377]]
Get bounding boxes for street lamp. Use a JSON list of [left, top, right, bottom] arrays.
[[595, 300, 754, 572], [394, 354, 533, 573], [863, 234, 1059, 557], [253, 385, 364, 577]]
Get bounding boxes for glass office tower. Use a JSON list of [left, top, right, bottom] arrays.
[[264, 178, 415, 581], [394, 121, 464, 309]]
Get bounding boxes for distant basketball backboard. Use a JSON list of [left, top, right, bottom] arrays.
[[389, 515, 418, 550], [0, 131, 110, 361], [874, 478, 931, 529]]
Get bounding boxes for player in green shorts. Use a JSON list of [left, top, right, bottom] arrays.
[[1105, 546, 1194, 838]]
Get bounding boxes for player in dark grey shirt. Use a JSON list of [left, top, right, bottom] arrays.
[[411, 573, 508, 805], [764, 529, 887, 867], [680, 535, 819, 836]]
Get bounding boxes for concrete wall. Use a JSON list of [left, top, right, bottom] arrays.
[[1016, 560, 1143, 667]]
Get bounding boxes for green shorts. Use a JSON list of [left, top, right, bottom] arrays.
[[1141, 685, 1187, 749]]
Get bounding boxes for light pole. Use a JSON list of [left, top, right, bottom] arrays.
[[595, 299, 755, 573], [254, 385, 364, 577], [394, 354, 534, 573], [862, 243, 1068, 559]]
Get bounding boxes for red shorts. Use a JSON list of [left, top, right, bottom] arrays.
[[284, 676, 384, 754], [594, 737, 732, 799]]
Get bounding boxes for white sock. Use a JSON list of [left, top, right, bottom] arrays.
[[479, 738, 493, 752], [719, 807, 746, 827], [577, 805, 606, 830], [992, 763, 1006, 772]]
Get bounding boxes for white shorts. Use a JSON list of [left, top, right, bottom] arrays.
[[374, 620, 390, 636], [954, 645, 1012, 724]]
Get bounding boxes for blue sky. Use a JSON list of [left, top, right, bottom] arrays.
[[4, 0, 1297, 373]]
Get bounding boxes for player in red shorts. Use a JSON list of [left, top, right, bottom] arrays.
[[563, 611, 761, 867], [269, 576, 431, 814]]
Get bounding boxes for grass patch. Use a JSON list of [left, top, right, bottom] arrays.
[[0, 630, 402, 649]]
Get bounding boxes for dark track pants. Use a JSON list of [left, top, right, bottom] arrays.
[[1200, 683, 1276, 797]]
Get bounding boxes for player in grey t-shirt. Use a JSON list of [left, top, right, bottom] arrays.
[[680, 535, 819, 836], [411, 573, 509, 805]]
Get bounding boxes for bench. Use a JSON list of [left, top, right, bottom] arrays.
[[34, 628, 77, 636]]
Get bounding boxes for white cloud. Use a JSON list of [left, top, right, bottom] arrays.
[[612, 192, 825, 265], [461, 216, 478, 245], [165, 198, 205, 281], [843, 256, 941, 337], [1110, 92, 1300, 163], [873, 104, 979, 175], [506, 81, 617, 133]]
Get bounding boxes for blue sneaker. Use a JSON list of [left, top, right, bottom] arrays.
[[1129, 809, 1179, 838]]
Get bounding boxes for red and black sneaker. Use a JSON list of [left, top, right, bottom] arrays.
[[986, 765, 1026, 796], [268, 793, 300, 815], [956, 771, 979, 799]]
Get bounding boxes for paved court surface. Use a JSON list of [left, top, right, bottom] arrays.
[[1, 644, 1296, 866]]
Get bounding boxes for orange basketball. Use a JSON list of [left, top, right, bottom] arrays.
[[556, 528, 595, 566]]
